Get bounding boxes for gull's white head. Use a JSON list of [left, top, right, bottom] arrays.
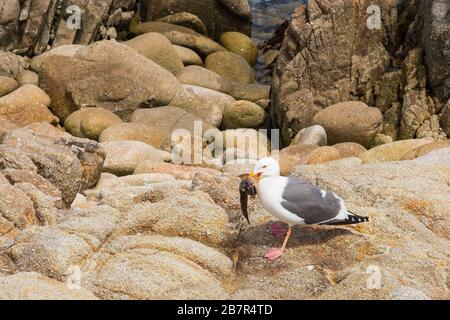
[[250, 157, 280, 181]]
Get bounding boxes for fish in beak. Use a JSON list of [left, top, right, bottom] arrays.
[[238, 174, 257, 225]]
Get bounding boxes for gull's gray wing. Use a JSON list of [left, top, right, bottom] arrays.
[[280, 176, 343, 225]]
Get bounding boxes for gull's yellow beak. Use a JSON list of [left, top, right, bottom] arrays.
[[249, 171, 261, 182]]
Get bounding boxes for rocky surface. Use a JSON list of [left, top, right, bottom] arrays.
[[0, 0, 448, 301]]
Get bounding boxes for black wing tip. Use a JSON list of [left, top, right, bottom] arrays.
[[324, 213, 369, 226]]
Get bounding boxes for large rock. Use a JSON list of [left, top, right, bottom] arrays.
[[78, 108, 122, 141], [205, 51, 254, 84], [271, 0, 450, 145], [401, 140, 450, 160], [81, 234, 230, 299], [30, 45, 85, 73], [0, 272, 98, 300], [219, 31, 258, 66], [0, 84, 58, 127], [177, 66, 270, 102], [0, 76, 19, 97], [3, 123, 105, 206], [99, 122, 168, 149], [222, 100, 266, 129], [279, 144, 341, 175], [101, 141, 164, 176], [312, 102, 383, 148], [359, 139, 434, 163], [125, 32, 184, 74], [140, 0, 251, 40], [39, 41, 210, 122], [130, 21, 226, 57]]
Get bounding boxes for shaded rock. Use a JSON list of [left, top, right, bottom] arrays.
[[219, 31, 258, 65], [141, 0, 251, 40], [177, 65, 270, 101], [157, 12, 208, 35], [359, 139, 434, 163], [101, 141, 164, 176], [64, 109, 90, 138], [0, 76, 19, 97], [441, 100, 450, 136], [223, 100, 266, 129], [333, 142, 367, 159], [130, 21, 226, 57], [183, 85, 235, 112], [312, 102, 383, 148], [174, 45, 204, 66], [99, 122, 169, 149], [290, 125, 327, 147], [79, 108, 123, 141], [401, 140, 450, 160], [125, 32, 184, 74], [17, 70, 39, 86], [0, 184, 36, 229], [205, 51, 254, 84], [0, 272, 98, 300]]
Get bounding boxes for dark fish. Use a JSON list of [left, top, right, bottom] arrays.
[[239, 174, 257, 225]]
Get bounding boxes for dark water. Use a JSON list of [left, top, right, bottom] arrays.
[[249, 0, 308, 44]]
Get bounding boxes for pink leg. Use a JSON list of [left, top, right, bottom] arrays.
[[271, 222, 287, 237], [265, 226, 292, 261]]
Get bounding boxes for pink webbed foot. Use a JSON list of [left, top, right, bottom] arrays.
[[264, 247, 284, 261], [271, 222, 287, 237]]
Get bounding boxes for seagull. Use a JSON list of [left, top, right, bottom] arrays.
[[248, 157, 369, 261]]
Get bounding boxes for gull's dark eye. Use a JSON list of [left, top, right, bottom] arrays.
[[263, 165, 267, 168]]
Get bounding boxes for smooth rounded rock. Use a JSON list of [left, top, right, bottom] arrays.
[[222, 100, 266, 129], [219, 31, 258, 66]]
